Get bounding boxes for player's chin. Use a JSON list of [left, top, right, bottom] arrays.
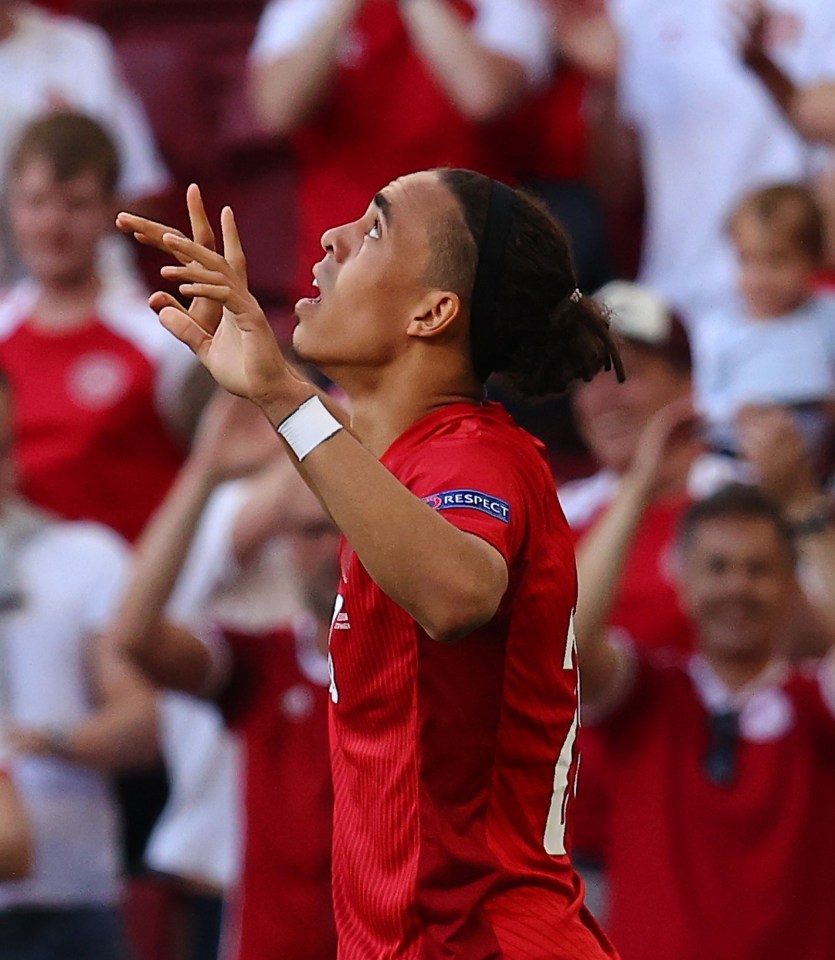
[[291, 315, 327, 366]]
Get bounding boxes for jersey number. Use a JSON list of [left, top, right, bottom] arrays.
[[543, 614, 580, 856]]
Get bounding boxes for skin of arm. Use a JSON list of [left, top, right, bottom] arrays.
[[0, 775, 32, 881], [106, 392, 280, 696], [398, 0, 535, 121], [550, 0, 619, 82], [116, 205, 508, 644], [574, 400, 699, 705], [8, 638, 160, 773], [249, 0, 364, 135], [740, 4, 835, 144]]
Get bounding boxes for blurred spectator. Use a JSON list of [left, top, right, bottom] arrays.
[[0, 0, 171, 285], [574, 402, 835, 959], [0, 369, 159, 960], [0, 738, 31, 884], [496, 58, 615, 293], [558, 282, 701, 911], [247, 0, 553, 301], [143, 401, 307, 960], [693, 183, 835, 462], [0, 113, 201, 542], [561, 281, 706, 655], [109, 392, 338, 960], [553, 0, 835, 327]]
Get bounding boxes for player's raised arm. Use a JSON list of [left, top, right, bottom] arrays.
[[128, 209, 506, 642]]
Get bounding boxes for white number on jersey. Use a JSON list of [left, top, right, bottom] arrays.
[[543, 613, 580, 856], [328, 594, 343, 704]]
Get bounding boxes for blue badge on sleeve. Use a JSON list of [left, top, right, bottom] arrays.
[[422, 489, 511, 523]]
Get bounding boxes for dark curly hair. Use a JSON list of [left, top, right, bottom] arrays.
[[432, 169, 623, 397]]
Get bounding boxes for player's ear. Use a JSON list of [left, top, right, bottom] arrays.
[[406, 291, 463, 340]]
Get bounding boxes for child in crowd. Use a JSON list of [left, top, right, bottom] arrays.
[[693, 183, 835, 465]]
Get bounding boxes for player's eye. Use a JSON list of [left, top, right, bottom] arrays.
[[366, 219, 382, 240]]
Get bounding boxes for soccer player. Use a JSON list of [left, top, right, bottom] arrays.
[[117, 169, 622, 959]]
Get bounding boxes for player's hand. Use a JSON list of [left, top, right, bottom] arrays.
[[626, 398, 702, 500], [144, 205, 303, 409], [116, 184, 222, 335]]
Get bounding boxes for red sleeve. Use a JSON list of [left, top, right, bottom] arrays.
[[401, 434, 529, 569]]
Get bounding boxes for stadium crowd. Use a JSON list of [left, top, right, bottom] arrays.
[[0, 0, 833, 958]]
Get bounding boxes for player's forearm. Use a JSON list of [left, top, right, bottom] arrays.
[[264, 404, 508, 641], [399, 0, 531, 120], [249, 0, 363, 135]]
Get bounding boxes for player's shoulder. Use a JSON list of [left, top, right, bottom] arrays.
[[558, 469, 619, 529], [424, 401, 543, 452]]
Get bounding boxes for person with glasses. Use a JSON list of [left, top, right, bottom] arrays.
[[573, 399, 835, 960]]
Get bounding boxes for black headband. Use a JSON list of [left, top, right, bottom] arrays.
[[469, 179, 516, 382]]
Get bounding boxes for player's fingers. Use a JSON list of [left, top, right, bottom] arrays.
[[117, 213, 186, 249], [220, 206, 248, 284], [163, 232, 229, 275], [148, 290, 186, 314], [161, 263, 228, 287], [186, 183, 217, 252], [178, 282, 233, 304], [158, 304, 214, 356]]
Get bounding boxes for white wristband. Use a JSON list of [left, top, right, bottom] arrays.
[[276, 396, 343, 460]]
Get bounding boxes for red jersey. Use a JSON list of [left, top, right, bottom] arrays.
[[599, 652, 835, 960], [219, 619, 335, 960], [328, 403, 617, 960], [0, 281, 194, 541]]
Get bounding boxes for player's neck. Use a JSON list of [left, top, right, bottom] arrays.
[[32, 273, 101, 330], [346, 371, 483, 457]]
